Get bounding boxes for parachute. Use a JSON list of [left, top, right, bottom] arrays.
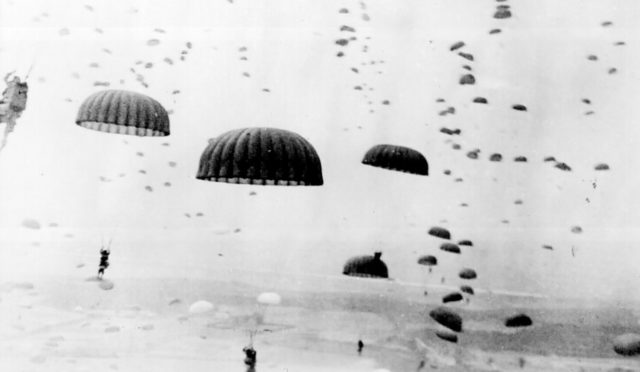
[[196, 127, 323, 186], [417, 255, 437, 266], [473, 97, 488, 104], [435, 330, 458, 343], [489, 153, 502, 162], [459, 74, 476, 85], [594, 163, 610, 171], [343, 252, 389, 278], [459, 285, 474, 295], [428, 226, 451, 240], [442, 292, 463, 303], [440, 243, 461, 254], [504, 313, 532, 327], [361, 144, 429, 175], [76, 90, 170, 136], [254, 292, 281, 330], [189, 300, 214, 314], [457, 240, 473, 247], [429, 306, 462, 332], [0, 72, 29, 153], [458, 268, 477, 280], [613, 333, 640, 356], [514, 156, 528, 162]]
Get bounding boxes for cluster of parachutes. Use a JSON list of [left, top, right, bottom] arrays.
[[76, 89, 432, 187]]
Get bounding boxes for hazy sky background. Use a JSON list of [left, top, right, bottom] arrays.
[[1, 0, 639, 303]]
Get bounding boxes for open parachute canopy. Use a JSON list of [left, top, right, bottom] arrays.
[[76, 90, 170, 136], [196, 127, 323, 186], [459, 268, 477, 280], [435, 330, 458, 343], [429, 306, 463, 332], [343, 252, 389, 279], [440, 242, 461, 254], [361, 144, 429, 175], [417, 255, 438, 266], [428, 226, 451, 240]]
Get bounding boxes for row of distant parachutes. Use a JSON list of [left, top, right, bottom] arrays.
[[76, 90, 430, 186]]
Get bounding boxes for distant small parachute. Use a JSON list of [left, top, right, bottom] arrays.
[[21, 218, 41, 230], [512, 104, 527, 111], [76, 90, 170, 136], [429, 306, 462, 332], [489, 153, 502, 162], [257, 292, 281, 305], [457, 240, 473, 246], [571, 226, 583, 234], [555, 162, 572, 171], [435, 330, 458, 343], [362, 144, 429, 175], [196, 127, 323, 186], [504, 314, 532, 327], [594, 163, 609, 171], [442, 292, 463, 303], [440, 243, 461, 254], [343, 252, 389, 278], [459, 74, 475, 85], [467, 150, 479, 159], [450, 41, 465, 51], [417, 255, 437, 266], [460, 285, 474, 295], [458, 52, 473, 61], [189, 300, 214, 314], [458, 268, 477, 280], [428, 226, 451, 240], [494, 9, 511, 19], [613, 333, 640, 356], [544, 156, 556, 162], [514, 156, 527, 162], [473, 97, 488, 104]]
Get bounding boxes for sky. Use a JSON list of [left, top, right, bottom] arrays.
[[1, 0, 640, 304]]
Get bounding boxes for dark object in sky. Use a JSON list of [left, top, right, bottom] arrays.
[[459, 74, 476, 85], [467, 150, 479, 159], [357, 340, 364, 354], [450, 41, 464, 51], [428, 226, 451, 240], [594, 163, 610, 171], [460, 285, 474, 295], [473, 97, 487, 104], [458, 240, 473, 246], [512, 104, 527, 111], [343, 252, 389, 278], [336, 39, 349, 46], [362, 144, 429, 175], [440, 243, 460, 254], [458, 52, 474, 61], [544, 156, 556, 162], [505, 314, 533, 327], [243, 346, 257, 367], [197, 127, 323, 186], [429, 306, 463, 332], [489, 28, 502, 34], [417, 255, 437, 266], [555, 162, 572, 171], [443, 292, 463, 303], [613, 333, 640, 356], [76, 90, 170, 136], [435, 330, 458, 343], [494, 9, 512, 19], [459, 268, 477, 280], [489, 153, 502, 162], [514, 156, 527, 162]]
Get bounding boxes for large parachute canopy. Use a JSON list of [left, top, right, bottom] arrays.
[[429, 306, 462, 332], [343, 252, 389, 279], [361, 144, 429, 175], [196, 127, 323, 186], [417, 255, 438, 266], [458, 268, 477, 280], [442, 292, 463, 303], [76, 90, 170, 136], [504, 313, 533, 327], [428, 226, 451, 240], [440, 242, 461, 254]]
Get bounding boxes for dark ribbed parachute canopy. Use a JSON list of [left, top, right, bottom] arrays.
[[76, 90, 170, 136], [417, 255, 438, 266], [435, 330, 458, 343], [343, 252, 389, 279], [459, 268, 477, 280], [440, 242, 461, 254], [362, 144, 429, 175], [460, 285, 475, 295], [442, 292, 464, 303], [196, 127, 323, 186], [505, 313, 533, 328], [429, 306, 463, 332], [428, 226, 451, 240]]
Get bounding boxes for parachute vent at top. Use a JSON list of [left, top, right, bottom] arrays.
[[362, 144, 429, 175], [343, 252, 389, 279], [196, 127, 323, 186], [76, 90, 170, 136]]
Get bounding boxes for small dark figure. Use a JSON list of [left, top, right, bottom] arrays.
[[97, 247, 110, 279], [417, 359, 426, 371], [243, 345, 257, 368], [357, 339, 364, 354]]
